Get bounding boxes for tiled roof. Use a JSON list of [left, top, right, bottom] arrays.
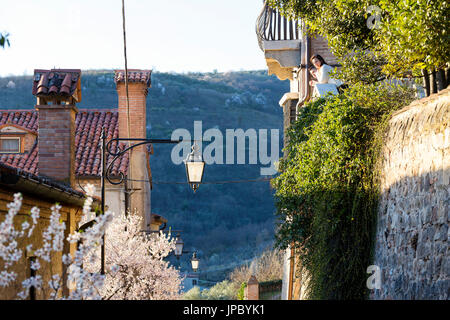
[[75, 110, 129, 177], [0, 110, 38, 132], [0, 109, 129, 177], [0, 140, 38, 175], [32, 69, 81, 100], [114, 69, 152, 87]]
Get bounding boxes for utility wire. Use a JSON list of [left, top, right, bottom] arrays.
[[121, 177, 273, 184]]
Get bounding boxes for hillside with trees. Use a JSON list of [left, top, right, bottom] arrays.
[[0, 70, 288, 282]]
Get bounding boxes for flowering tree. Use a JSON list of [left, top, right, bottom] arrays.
[[89, 212, 183, 300], [0, 184, 182, 300], [0, 184, 113, 299]]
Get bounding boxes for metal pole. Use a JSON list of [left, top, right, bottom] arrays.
[[29, 257, 36, 300], [101, 127, 106, 275]]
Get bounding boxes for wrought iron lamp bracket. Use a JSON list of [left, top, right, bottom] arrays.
[[103, 137, 180, 185]]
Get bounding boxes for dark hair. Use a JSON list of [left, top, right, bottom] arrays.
[[310, 54, 327, 67]]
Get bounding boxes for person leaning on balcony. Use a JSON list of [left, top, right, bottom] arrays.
[[308, 54, 344, 90]]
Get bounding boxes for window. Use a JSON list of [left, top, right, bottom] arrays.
[[0, 137, 20, 153], [192, 279, 197, 286]]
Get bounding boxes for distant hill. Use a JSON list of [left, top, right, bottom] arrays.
[[0, 70, 288, 281]]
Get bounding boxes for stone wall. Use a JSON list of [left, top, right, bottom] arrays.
[[371, 88, 449, 299]]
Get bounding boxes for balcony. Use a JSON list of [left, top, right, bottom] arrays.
[[256, 1, 302, 81]]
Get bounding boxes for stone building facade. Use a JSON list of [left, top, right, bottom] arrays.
[[256, 2, 449, 300], [256, 3, 339, 300]]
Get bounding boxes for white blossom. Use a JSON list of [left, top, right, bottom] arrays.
[[0, 184, 181, 300], [0, 271, 16, 287], [62, 254, 72, 265], [30, 259, 40, 271], [87, 212, 183, 300], [28, 207, 40, 237], [21, 221, 30, 231], [18, 275, 43, 299]]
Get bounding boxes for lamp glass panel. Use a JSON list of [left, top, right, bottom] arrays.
[[175, 242, 183, 256], [191, 259, 199, 271], [186, 162, 204, 183]]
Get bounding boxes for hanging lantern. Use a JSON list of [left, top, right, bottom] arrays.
[[191, 251, 199, 272], [184, 142, 205, 193], [174, 234, 184, 258]]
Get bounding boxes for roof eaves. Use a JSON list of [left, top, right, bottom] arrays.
[[0, 161, 97, 207]]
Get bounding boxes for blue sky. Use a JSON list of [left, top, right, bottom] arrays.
[[0, 0, 267, 76]]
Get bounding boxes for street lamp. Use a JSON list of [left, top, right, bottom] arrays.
[[184, 142, 205, 193], [174, 233, 184, 258], [99, 131, 206, 275], [146, 230, 198, 272], [191, 251, 199, 272]]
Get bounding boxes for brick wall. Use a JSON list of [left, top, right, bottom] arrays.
[[116, 82, 147, 143], [245, 275, 259, 300], [23, 133, 36, 152], [310, 35, 338, 65], [115, 73, 151, 229], [283, 98, 298, 145], [36, 105, 77, 186]]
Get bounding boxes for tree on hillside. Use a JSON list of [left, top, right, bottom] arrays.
[[0, 33, 10, 48], [267, 0, 449, 91], [182, 248, 283, 300], [229, 248, 284, 287]]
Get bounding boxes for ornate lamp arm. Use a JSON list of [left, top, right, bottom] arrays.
[[103, 137, 181, 185]]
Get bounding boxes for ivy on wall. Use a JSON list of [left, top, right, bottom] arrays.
[[272, 83, 415, 299]]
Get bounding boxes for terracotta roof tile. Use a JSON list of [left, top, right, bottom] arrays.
[[0, 111, 39, 132], [32, 69, 81, 101], [0, 142, 38, 175], [75, 110, 129, 177], [0, 109, 130, 178], [114, 69, 152, 87]]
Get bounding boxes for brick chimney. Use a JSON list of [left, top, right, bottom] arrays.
[[33, 69, 81, 186], [114, 69, 152, 228], [114, 69, 151, 143]]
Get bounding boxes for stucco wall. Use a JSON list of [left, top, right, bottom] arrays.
[[0, 189, 80, 299], [371, 88, 449, 299], [77, 178, 126, 218]]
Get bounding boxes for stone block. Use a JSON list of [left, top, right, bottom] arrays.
[[434, 224, 448, 241]]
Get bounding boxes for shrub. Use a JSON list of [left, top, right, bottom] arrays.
[[182, 280, 235, 300], [236, 282, 247, 300], [272, 83, 415, 299], [182, 286, 203, 300]]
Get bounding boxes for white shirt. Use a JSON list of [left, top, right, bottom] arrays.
[[317, 64, 342, 86]]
